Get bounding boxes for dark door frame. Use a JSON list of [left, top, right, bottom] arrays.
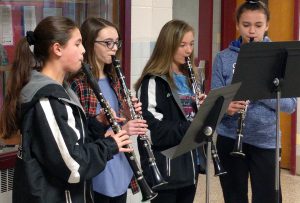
[[120, 0, 131, 86], [198, 0, 213, 92]]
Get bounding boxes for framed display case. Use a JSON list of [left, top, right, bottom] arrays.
[[0, 0, 120, 63]]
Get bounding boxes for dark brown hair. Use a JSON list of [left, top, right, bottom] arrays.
[[0, 16, 77, 139], [236, 0, 270, 22], [79, 17, 121, 81]]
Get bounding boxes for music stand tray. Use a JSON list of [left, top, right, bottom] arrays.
[[232, 41, 300, 100]]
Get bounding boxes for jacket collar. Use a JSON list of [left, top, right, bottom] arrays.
[[20, 70, 83, 111], [229, 36, 271, 53]]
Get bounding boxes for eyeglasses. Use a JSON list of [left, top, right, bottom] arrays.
[[94, 40, 122, 49]]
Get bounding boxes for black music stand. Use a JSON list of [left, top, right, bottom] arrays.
[[162, 82, 241, 203], [231, 41, 300, 203]]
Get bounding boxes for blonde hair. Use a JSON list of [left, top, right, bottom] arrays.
[[134, 19, 198, 91]]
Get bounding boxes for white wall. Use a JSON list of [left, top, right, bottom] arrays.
[[173, 0, 199, 57], [128, 1, 173, 202], [130, 0, 173, 89], [212, 0, 221, 61], [130, 0, 222, 88]]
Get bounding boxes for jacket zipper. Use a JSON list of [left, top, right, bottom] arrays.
[[65, 190, 72, 203], [78, 108, 85, 141], [165, 152, 196, 183], [90, 185, 95, 203], [156, 77, 197, 183], [166, 157, 171, 176], [169, 78, 197, 183], [78, 108, 89, 203], [84, 181, 87, 203], [190, 151, 196, 184]]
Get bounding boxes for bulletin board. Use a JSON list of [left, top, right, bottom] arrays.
[[0, 0, 120, 111], [0, 1, 89, 63]]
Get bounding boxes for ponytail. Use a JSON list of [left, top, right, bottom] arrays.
[[0, 38, 34, 139], [0, 16, 77, 139]]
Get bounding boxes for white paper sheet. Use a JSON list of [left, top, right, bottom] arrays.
[[0, 5, 13, 46], [23, 6, 36, 35]]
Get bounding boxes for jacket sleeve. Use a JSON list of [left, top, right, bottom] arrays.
[[211, 53, 226, 89], [138, 77, 191, 150], [31, 97, 118, 184], [258, 98, 297, 113], [86, 116, 109, 141]]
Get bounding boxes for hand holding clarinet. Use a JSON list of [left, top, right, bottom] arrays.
[[230, 37, 253, 157]]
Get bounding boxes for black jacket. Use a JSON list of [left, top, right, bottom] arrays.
[[137, 75, 200, 190], [13, 70, 118, 203]]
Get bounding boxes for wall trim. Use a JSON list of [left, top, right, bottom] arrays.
[[120, 0, 131, 86], [221, 0, 236, 50], [291, 0, 299, 175], [198, 0, 213, 92]]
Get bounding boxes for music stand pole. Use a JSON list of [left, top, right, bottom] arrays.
[[274, 78, 281, 203], [204, 127, 213, 203]]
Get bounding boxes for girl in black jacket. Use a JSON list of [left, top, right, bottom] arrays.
[[0, 16, 132, 203], [134, 19, 206, 203]]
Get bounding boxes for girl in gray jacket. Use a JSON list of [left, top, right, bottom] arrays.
[[0, 16, 131, 203]]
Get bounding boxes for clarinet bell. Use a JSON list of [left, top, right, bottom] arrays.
[[212, 154, 227, 176], [202, 143, 227, 176], [139, 178, 158, 201], [151, 163, 168, 190], [211, 144, 227, 176], [138, 132, 166, 191], [230, 133, 246, 158]]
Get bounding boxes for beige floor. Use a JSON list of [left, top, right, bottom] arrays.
[[126, 163, 300, 203], [194, 167, 300, 203]]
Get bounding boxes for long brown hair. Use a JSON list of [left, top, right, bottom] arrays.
[[134, 19, 197, 91], [79, 17, 121, 81], [0, 16, 77, 139]]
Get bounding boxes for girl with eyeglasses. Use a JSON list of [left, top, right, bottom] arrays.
[[69, 17, 148, 203], [211, 1, 296, 202]]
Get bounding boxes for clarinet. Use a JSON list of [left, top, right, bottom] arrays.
[[230, 104, 247, 157], [185, 56, 227, 176], [81, 63, 157, 202], [230, 37, 253, 158], [111, 56, 167, 189]]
